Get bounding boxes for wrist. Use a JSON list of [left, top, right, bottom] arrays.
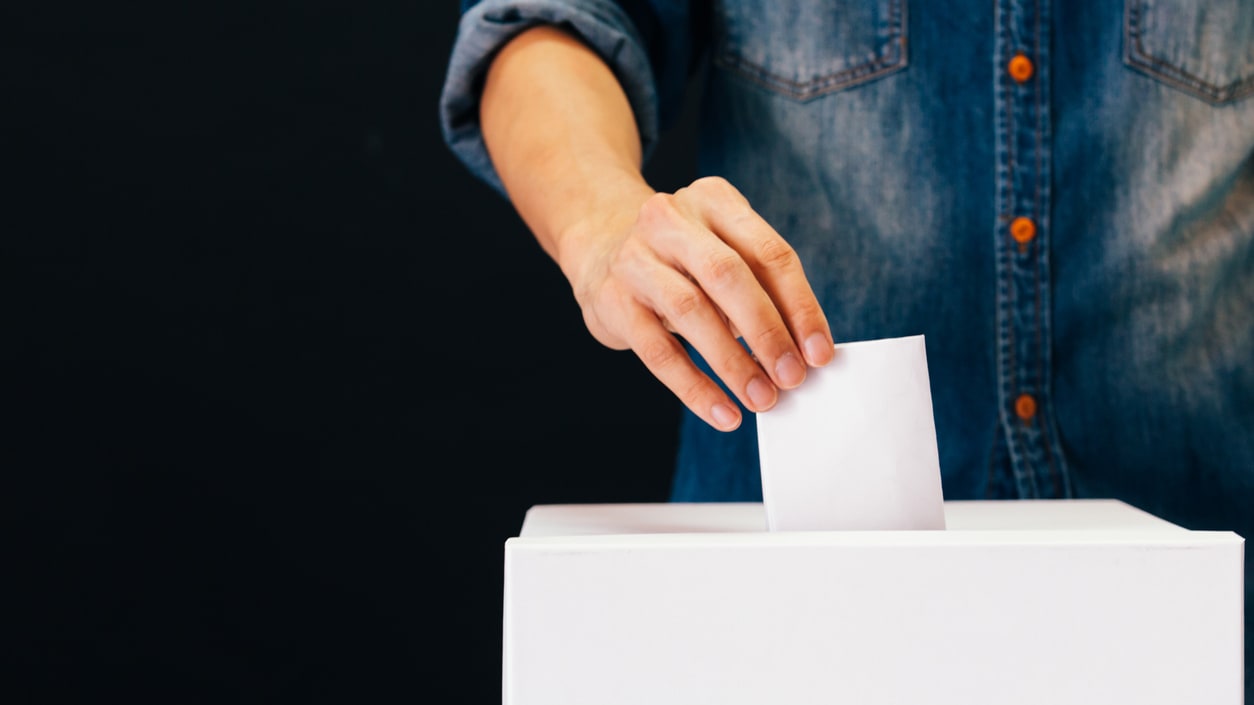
[[552, 168, 655, 287]]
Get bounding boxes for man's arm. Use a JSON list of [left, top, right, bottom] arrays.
[[480, 25, 834, 431]]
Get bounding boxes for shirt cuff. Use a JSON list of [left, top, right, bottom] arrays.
[[439, 0, 660, 198]]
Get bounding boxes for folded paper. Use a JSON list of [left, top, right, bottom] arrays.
[[756, 334, 946, 531]]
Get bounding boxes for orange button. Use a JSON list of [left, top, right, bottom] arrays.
[[1008, 54, 1034, 83], [1015, 393, 1037, 421], [1010, 217, 1037, 244]]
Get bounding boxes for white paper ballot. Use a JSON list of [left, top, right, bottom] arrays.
[[756, 334, 946, 532]]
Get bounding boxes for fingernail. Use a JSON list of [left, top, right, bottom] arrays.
[[774, 353, 805, 388], [747, 376, 776, 410], [711, 403, 741, 430], [803, 333, 833, 367]]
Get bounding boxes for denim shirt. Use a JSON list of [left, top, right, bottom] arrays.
[[442, 0, 1253, 685]]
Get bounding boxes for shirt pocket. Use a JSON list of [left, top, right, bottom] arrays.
[[1124, 0, 1254, 104], [712, 0, 908, 101]]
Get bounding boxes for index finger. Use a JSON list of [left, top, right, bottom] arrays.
[[682, 177, 835, 369]]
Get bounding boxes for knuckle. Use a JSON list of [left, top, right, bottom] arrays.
[[702, 250, 745, 284], [580, 310, 626, 352], [636, 335, 682, 369], [727, 206, 758, 227], [756, 237, 799, 270], [637, 192, 679, 226], [663, 285, 705, 322], [677, 376, 711, 407], [718, 347, 752, 375], [790, 299, 826, 323], [694, 175, 749, 209], [751, 320, 792, 347], [692, 175, 732, 194]]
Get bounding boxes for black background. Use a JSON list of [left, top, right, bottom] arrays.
[[10, 3, 699, 703]]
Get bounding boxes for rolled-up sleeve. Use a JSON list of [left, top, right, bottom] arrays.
[[439, 0, 691, 197]]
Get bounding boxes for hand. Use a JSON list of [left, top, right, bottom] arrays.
[[558, 175, 835, 431]]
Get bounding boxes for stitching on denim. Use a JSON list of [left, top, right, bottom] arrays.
[[715, 51, 906, 100], [1004, 75, 1016, 220], [1034, 0, 1062, 498], [1035, 254, 1062, 497], [712, 0, 908, 101], [994, 0, 1014, 496], [1124, 1, 1254, 105], [1004, 79, 1020, 491], [1007, 240, 1023, 493]]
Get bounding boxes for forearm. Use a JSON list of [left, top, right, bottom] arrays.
[[479, 25, 654, 278], [478, 23, 834, 430]]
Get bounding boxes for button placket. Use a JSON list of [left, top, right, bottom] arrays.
[[993, 0, 1071, 499]]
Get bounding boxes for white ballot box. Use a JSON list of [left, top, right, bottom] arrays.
[[502, 500, 1244, 705]]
